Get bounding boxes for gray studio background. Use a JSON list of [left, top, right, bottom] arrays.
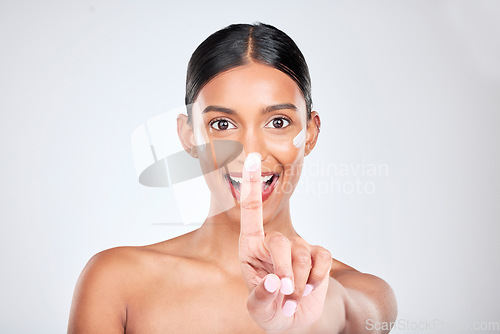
[[1, 1, 499, 333]]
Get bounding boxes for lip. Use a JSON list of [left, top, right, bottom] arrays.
[[224, 172, 280, 203]]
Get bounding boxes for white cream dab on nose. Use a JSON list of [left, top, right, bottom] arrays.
[[244, 152, 262, 172], [292, 129, 306, 148]]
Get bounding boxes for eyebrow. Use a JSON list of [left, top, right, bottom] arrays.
[[201, 103, 298, 115]]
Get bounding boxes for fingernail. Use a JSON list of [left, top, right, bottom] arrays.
[[264, 275, 280, 293], [282, 300, 297, 317], [244, 152, 261, 172], [280, 277, 294, 295], [303, 284, 314, 296]]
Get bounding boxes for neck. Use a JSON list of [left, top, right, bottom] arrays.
[[189, 196, 298, 277]]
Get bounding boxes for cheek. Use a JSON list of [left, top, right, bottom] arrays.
[[265, 131, 303, 158], [264, 133, 304, 180]]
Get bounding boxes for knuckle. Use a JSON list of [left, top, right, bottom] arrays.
[[241, 199, 262, 210], [315, 248, 332, 262], [266, 231, 281, 238], [290, 236, 308, 246], [294, 252, 312, 268], [268, 233, 290, 247]]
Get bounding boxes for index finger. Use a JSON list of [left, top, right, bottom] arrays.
[[240, 152, 264, 238]]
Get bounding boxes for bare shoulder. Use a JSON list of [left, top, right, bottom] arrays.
[[75, 235, 195, 290], [68, 237, 192, 333], [329, 257, 394, 293], [84, 245, 149, 269], [68, 246, 148, 332], [74, 245, 150, 293], [76, 245, 166, 285], [330, 256, 358, 276], [328, 256, 398, 325], [80, 230, 197, 275]]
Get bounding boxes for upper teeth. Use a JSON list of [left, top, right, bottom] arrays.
[[261, 175, 273, 183], [229, 174, 273, 183]]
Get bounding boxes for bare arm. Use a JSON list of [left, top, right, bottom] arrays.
[[67, 248, 129, 333], [337, 269, 397, 334], [308, 268, 397, 334]]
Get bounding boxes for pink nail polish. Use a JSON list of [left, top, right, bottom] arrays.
[[303, 284, 313, 296], [264, 275, 280, 293], [280, 277, 294, 295], [282, 300, 297, 317]]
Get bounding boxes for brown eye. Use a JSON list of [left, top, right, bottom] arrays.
[[218, 120, 229, 130], [273, 118, 283, 128], [210, 119, 236, 131], [265, 117, 290, 129]]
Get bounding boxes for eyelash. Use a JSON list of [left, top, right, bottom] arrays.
[[209, 116, 292, 131], [209, 117, 236, 131]]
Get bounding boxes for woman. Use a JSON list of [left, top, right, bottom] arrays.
[[68, 22, 397, 333]]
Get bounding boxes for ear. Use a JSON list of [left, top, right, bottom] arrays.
[[177, 114, 199, 158], [304, 111, 321, 157]]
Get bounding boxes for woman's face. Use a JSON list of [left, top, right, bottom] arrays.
[[188, 62, 318, 223]]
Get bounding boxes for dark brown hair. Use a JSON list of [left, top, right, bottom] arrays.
[[185, 22, 312, 122]]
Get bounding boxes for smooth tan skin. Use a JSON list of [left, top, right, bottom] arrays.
[[68, 62, 397, 333]]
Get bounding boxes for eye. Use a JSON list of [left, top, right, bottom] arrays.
[[265, 116, 291, 129], [209, 118, 236, 131]]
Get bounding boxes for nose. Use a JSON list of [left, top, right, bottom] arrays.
[[239, 127, 268, 166]]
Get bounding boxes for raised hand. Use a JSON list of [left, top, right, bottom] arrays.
[[238, 152, 333, 332]]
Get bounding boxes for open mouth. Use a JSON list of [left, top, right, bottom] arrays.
[[224, 172, 280, 202]]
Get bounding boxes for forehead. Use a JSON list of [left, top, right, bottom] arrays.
[[195, 62, 306, 112]]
